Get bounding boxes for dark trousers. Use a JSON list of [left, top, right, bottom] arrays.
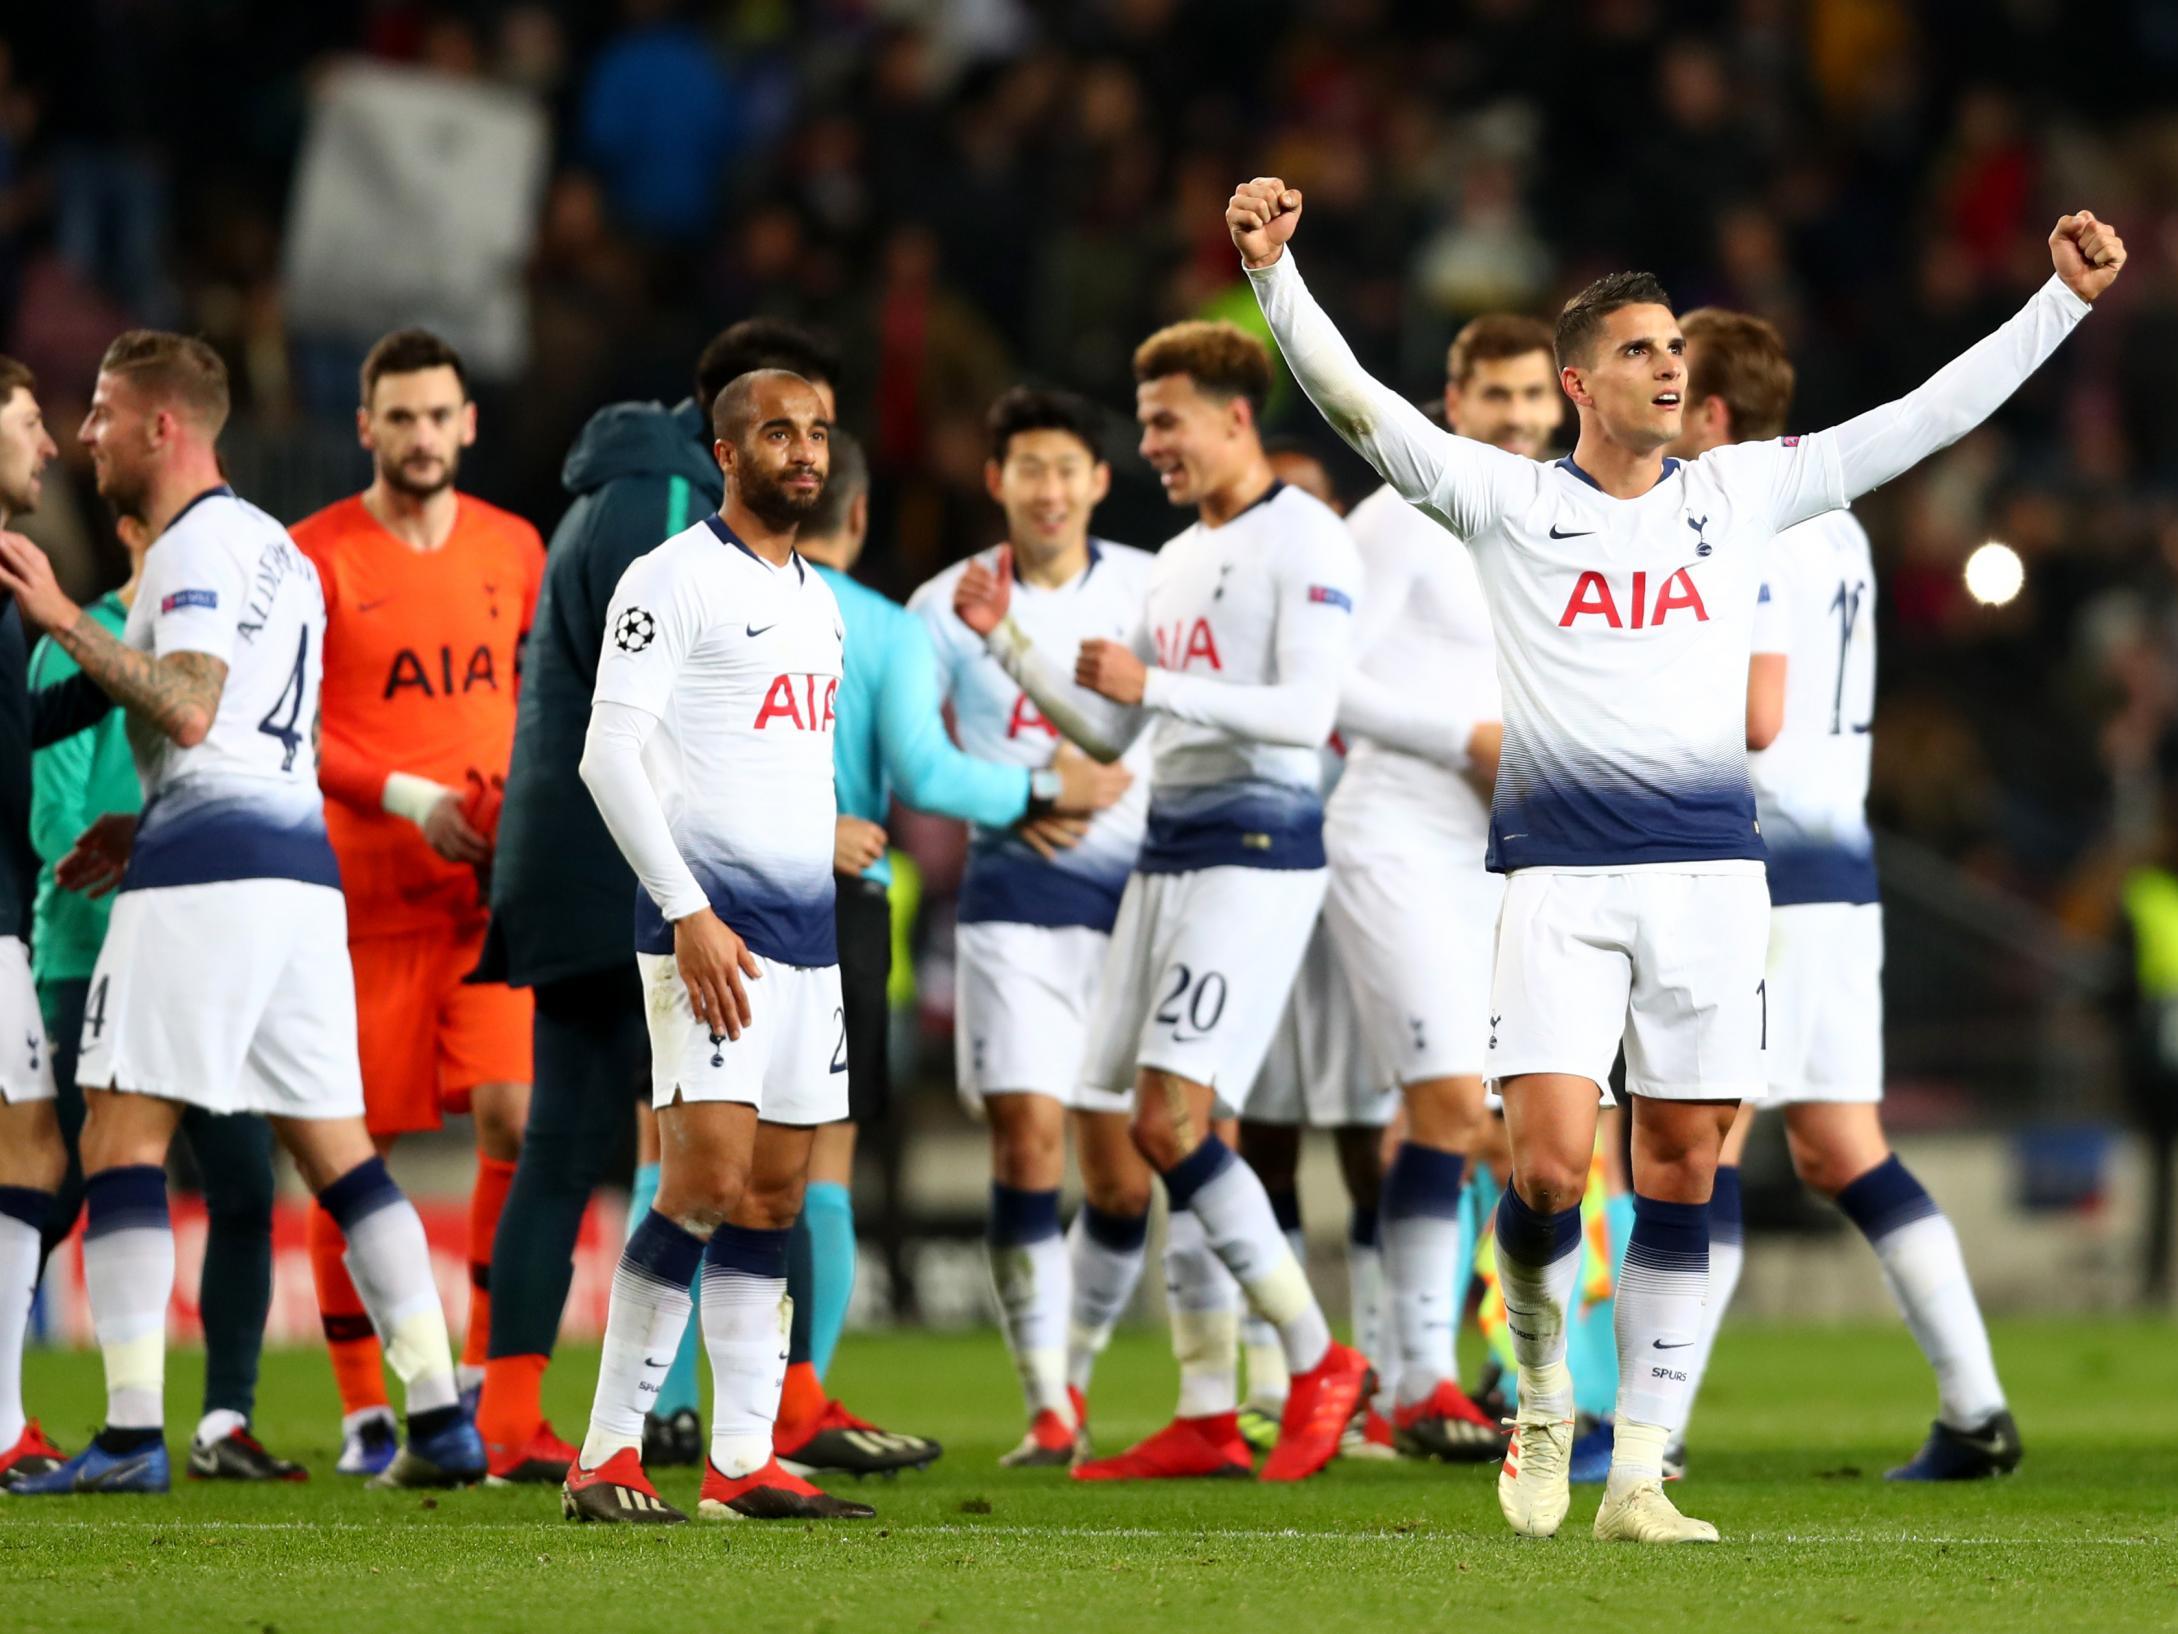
[[38, 976, 277, 1420], [487, 967, 647, 1360]]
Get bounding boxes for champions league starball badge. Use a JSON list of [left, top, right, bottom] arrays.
[[613, 607, 657, 652]]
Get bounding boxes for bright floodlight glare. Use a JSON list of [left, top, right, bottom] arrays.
[[1964, 541, 2024, 607]]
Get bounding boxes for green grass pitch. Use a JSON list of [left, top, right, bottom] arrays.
[[5, 1316, 2174, 1633]]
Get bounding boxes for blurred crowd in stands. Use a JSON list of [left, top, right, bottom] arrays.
[[3, 0, 2178, 927]]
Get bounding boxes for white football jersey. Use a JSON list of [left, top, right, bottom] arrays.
[[1133, 482, 1363, 872], [910, 540, 1153, 930], [594, 516, 844, 966], [1330, 483, 1498, 859], [1748, 508, 1877, 905], [121, 485, 338, 893], [1250, 248, 2093, 875]]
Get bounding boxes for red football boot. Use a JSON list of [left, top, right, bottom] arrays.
[[1261, 1342, 1373, 1482], [488, 1420, 579, 1485], [699, 1457, 876, 1520], [1070, 1413, 1253, 1482], [560, 1446, 685, 1524], [0, 1420, 67, 1488], [1393, 1380, 1510, 1463]]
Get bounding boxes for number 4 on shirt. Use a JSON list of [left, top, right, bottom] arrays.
[[257, 628, 310, 772]]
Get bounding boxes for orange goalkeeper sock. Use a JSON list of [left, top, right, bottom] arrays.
[[463, 1155, 518, 1370], [477, 1353, 548, 1461]]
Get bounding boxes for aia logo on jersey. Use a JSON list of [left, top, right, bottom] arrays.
[[753, 673, 838, 732], [1558, 568, 1710, 630], [1152, 618, 1222, 672], [385, 644, 502, 699], [1007, 693, 1059, 740]]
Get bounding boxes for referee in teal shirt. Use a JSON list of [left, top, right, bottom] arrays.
[[767, 427, 1128, 1474]]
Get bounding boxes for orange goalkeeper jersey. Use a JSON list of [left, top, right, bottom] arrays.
[[292, 493, 544, 936]]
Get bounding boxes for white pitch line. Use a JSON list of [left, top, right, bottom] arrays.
[[1, 1519, 2166, 1548]]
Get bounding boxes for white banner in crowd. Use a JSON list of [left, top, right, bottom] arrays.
[[283, 60, 547, 380]]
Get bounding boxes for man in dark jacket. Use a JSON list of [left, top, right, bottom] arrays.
[[473, 320, 842, 1482]]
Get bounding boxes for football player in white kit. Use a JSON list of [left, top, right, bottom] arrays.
[[953, 321, 1373, 1483], [0, 332, 478, 1495], [1325, 317, 1567, 1464], [910, 387, 1157, 1467], [1234, 175, 2123, 1540], [563, 369, 875, 1527], [1664, 309, 2019, 1482]]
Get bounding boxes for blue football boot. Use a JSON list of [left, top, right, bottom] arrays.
[[10, 1435, 170, 1496]]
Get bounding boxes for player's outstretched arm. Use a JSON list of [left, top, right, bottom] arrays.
[[1232, 177, 1528, 537], [879, 609, 1037, 827], [1335, 667, 1489, 770], [954, 547, 1148, 763], [1784, 213, 2126, 524]]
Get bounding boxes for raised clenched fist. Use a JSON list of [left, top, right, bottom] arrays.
[[2049, 211, 2127, 303], [1227, 177, 1304, 270]]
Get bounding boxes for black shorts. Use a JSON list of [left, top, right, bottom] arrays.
[[835, 874, 893, 1125]]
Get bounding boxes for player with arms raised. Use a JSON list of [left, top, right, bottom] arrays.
[[954, 324, 1372, 1483], [1232, 175, 2121, 1540], [562, 369, 870, 1524], [0, 332, 478, 1495], [1665, 308, 2019, 1481]]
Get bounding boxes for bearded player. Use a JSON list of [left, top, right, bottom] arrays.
[[291, 330, 544, 1475]]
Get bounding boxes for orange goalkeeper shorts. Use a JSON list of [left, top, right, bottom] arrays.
[[350, 921, 533, 1136]]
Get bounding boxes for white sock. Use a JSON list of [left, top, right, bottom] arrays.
[[83, 1167, 174, 1430], [1680, 1165, 1744, 1432], [1241, 1214, 1304, 1410], [582, 1211, 705, 1468], [1384, 1143, 1467, 1405], [1171, 1139, 1329, 1374], [1610, 1195, 1708, 1479], [699, 1227, 791, 1479], [1066, 1205, 1147, 1397], [328, 1163, 459, 1418], [1492, 1185, 1583, 1418], [0, 1189, 48, 1447], [1347, 1211, 1392, 1414], [1836, 1157, 2006, 1427], [194, 1407, 246, 1449], [1164, 1208, 1239, 1419], [987, 1186, 1071, 1420]]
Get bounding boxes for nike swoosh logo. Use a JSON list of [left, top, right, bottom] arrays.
[[746, 623, 776, 638], [94, 1454, 154, 1487], [1548, 526, 1593, 539], [644, 1356, 671, 1369], [1652, 1339, 1695, 1350], [357, 598, 392, 613], [1953, 1431, 2014, 1455]]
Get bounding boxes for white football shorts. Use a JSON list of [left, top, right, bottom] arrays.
[[0, 936, 55, 1105], [78, 881, 364, 1118], [1486, 867, 1771, 1103], [1764, 901, 1884, 1104], [953, 921, 1124, 1116], [1080, 865, 1326, 1103], [639, 951, 847, 1125], [1246, 917, 1395, 1128], [1322, 840, 1501, 1086]]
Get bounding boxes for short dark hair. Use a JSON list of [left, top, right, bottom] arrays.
[[1447, 314, 1556, 386], [695, 319, 840, 418], [710, 369, 823, 444], [0, 355, 34, 407], [1132, 320, 1273, 419], [1677, 307, 1796, 442], [986, 386, 1103, 464], [361, 328, 469, 406], [1554, 271, 1674, 371], [799, 427, 867, 541], [98, 331, 230, 433]]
